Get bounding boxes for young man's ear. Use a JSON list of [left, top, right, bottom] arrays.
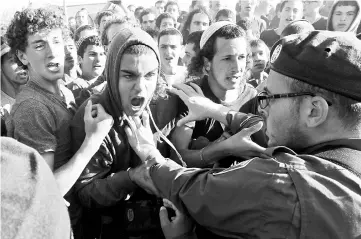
[[77, 55, 83, 67], [16, 50, 28, 66], [203, 56, 211, 73]]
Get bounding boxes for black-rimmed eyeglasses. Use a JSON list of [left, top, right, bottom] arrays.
[[257, 91, 333, 109]]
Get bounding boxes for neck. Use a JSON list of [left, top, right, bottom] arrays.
[[162, 65, 177, 75], [29, 70, 62, 95], [252, 71, 262, 80], [275, 23, 286, 35], [82, 74, 98, 84], [207, 74, 240, 102], [66, 68, 78, 79], [305, 12, 321, 24], [240, 12, 254, 18], [1, 73, 20, 98]]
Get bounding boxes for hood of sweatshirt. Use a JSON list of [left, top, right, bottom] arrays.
[[327, 0, 361, 33], [99, 27, 160, 122]]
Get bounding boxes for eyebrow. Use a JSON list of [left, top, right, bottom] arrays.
[[120, 68, 158, 75], [30, 39, 45, 45]]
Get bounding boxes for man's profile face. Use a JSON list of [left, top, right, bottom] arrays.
[[19, 28, 65, 82], [158, 34, 182, 72], [279, 1, 303, 27], [64, 38, 78, 72], [118, 51, 159, 116], [182, 42, 196, 67], [208, 37, 248, 91], [141, 13, 156, 30], [332, 5, 357, 31], [258, 70, 307, 148], [79, 44, 106, 80]]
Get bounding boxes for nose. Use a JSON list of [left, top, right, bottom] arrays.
[[133, 76, 147, 93], [47, 42, 63, 59], [253, 53, 260, 62], [232, 58, 243, 73]]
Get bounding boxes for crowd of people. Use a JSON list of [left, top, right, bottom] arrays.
[[1, 0, 361, 238]]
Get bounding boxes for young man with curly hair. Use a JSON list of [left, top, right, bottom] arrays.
[[5, 7, 113, 237]]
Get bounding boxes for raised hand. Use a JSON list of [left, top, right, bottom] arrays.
[[124, 110, 161, 162], [160, 199, 194, 239], [84, 100, 114, 147], [220, 122, 267, 158], [170, 83, 221, 127]]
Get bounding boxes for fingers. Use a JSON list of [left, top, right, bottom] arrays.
[[163, 198, 179, 214], [176, 116, 193, 127], [142, 110, 150, 129], [132, 116, 142, 128], [189, 82, 204, 96], [243, 122, 264, 137], [159, 206, 170, 227], [169, 88, 189, 104], [84, 100, 92, 121]]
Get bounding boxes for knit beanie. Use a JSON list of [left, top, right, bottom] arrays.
[[270, 30, 361, 101], [1, 137, 72, 239]]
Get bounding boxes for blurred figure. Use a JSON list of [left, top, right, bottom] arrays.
[[190, 0, 210, 12], [155, 0, 166, 16], [182, 30, 203, 67], [327, 0, 361, 33], [280, 19, 315, 37], [156, 12, 177, 31], [304, 0, 328, 30], [215, 8, 236, 22], [237, 18, 257, 39], [269, 2, 282, 28], [1, 36, 28, 120], [236, 0, 267, 38], [140, 9, 157, 30], [74, 24, 98, 42], [63, 34, 81, 85], [165, 1, 181, 27], [181, 8, 211, 43], [68, 16, 77, 34], [210, 0, 224, 19], [75, 8, 90, 28], [96, 10, 114, 35], [320, 0, 335, 16], [101, 17, 129, 50], [254, 0, 278, 27], [248, 39, 269, 88], [127, 4, 136, 14], [134, 6, 145, 25], [261, 0, 304, 48], [1, 138, 72, 239]]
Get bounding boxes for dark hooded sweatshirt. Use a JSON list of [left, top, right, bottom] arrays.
[[327, 0, 361, 33], [70, 28, 165, 239]]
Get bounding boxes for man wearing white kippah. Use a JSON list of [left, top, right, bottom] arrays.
[[170, 21, 267, 168]]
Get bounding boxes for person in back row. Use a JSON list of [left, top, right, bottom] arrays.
[[172, 21, 266, 168], [158, 28, 187, 87], [182, 30, 203, 68], [127, 30, 361, 239], [327, 0, 361, 33], [68, 35, 106, 100], [236, 0, 267, 38], [181, 8, 211, 44], [156, 12, 177, 32], [261, 0, 304, 48], [303, 0, 328, 30]]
